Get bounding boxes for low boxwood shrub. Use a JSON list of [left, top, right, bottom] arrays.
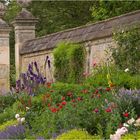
[[121, 131, 140, 139], [0, 120, 17, 132], [56, 129, 101, 140]]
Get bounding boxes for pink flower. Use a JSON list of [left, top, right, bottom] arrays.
[[93, 108, 99, 113]]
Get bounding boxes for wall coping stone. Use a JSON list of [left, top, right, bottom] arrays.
[[20, 10, 140, 55]]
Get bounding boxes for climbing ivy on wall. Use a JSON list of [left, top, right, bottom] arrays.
[[53, 42, 86, 83], [112, 26, 140, 74]]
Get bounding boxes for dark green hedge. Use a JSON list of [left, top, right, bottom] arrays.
[[53, 42, 86, 83]]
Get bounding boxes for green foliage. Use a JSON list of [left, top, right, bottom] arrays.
[[22, 82, 121, 139], [4, 0, 21, 23], [112, 27, 140, 74], [29, 1, 94, 36], [56, 129, 100, 140], [0, 108, 15, 124], [0, 120, 17, 132], [0, 94, 16, 113], [54, 42, 86, 83], [91, 0, 140, 22], [85, 65, 140, 89], [121, 131, 140, 139]]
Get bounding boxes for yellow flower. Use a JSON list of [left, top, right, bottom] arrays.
[[107, 74, 110, 80]]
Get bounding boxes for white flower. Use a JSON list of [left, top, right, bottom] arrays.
[[26, 107, 30, 111], [123, 123, 129, 128], [124, 68, 129, 72], [116, 127, 128, 135], [127, 118, 135, 125], [122, 30, 124, 33], [110, 134, 121, 140], [21, 117, 25, 123], [15, 114, 20, 119], [134, 118, 140, 127], [17, 118, 21, 123]]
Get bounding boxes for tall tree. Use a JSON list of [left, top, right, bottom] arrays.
[[28, 1, 95, 36], [91, 0, 140, 22]]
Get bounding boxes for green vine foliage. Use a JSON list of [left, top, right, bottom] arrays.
[[53, 42, 86, 83], [112, 27, 140, 74]]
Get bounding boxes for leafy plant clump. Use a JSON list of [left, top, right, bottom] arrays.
[[56, 129, 101, 140], [54, 42, 86, 83], [0, 94, 16, 113], [112, 27, 140, 74]]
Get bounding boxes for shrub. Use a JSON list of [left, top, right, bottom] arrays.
[[0, 120, 17, 132], [0, 94, 16, 113], [121, 131, 140, 139], [85, 65, 140, 89], [0, 108, 15, 124], [112, 27, 140, 74], [56, 129, 101, 140], [54, 42, 86, 83]]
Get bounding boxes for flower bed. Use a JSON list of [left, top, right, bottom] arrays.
[[0, 62, 139, 139]]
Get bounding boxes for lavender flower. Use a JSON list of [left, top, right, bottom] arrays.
[[0, 124, 25, 139], [36, 136, 45, 140], [15, 61, 47, 96], [117, 88, 140, 115]]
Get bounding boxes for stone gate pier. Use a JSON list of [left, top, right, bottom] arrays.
[[0, 2, 11, 94]]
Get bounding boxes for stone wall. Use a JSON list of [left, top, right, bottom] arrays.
[[21, 36, 115, 82], [19, 10, 140, 82], [0, 29, 10, 94], [21, 50, 54, 82]]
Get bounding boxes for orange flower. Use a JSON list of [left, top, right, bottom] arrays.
[[46, 82, 51, 88]]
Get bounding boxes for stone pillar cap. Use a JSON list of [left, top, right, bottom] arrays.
[[12, 8, 38, 25], [0, 18, 9, 28]]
